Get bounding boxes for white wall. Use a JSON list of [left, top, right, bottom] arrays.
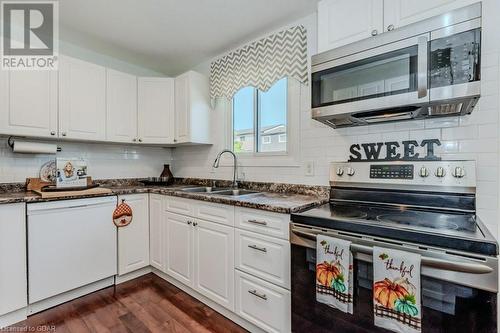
[[0, 138, 173, 183], [172, 1, 500, 236]]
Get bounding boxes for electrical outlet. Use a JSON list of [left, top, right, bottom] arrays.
[[305, 161, 314, 176]]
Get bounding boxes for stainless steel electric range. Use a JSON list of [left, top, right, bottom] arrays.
[[290, 161, 498, 332]]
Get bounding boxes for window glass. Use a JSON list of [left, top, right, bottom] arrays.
[[233, 86, 255, 153]]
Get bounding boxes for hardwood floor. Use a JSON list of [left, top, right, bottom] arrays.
[[11, 274, 247, 333]]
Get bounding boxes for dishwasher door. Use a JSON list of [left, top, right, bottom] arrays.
[[27, 196, 117, 304]]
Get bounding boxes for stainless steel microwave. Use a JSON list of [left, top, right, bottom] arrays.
[[311, 3, 481, 128]]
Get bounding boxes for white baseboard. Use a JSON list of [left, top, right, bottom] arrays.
[[152, 268, 266, 333], [115, 266, 152, 285], [28, 277, 115, 315], [0, 308, 27, 329]]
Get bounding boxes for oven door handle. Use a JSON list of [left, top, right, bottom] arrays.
[[291, 228, 494, 274]]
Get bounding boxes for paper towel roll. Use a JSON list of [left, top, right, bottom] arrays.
[[12, 141, 58, 154]]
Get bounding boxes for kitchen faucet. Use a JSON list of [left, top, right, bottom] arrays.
[[212, 149, 238, 188]]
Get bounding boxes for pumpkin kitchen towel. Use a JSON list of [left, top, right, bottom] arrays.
[[373, 247, 421, 333], [316, 235, 353, 314]]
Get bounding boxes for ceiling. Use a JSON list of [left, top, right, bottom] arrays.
[[59, 0, 318, 75]]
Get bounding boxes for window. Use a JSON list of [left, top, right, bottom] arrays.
[[233, 77, 287, 153], [278, 134, 287, 143]]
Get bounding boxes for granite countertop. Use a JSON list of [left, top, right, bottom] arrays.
[[0, 181, 329, 214]]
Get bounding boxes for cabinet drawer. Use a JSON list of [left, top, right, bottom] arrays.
[[195, 201, 234, 227], [235, 229, 290, 289], [164, 197, 194, 216], [235, 207, 289, 240], [235, 270, 291, 333]]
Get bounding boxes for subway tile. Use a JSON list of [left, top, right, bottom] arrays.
[[441, 126, 478, 140]]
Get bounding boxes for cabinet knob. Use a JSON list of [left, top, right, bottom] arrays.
[[387, 24, 395, 31], [132, 138, 137, 142], [371, 29, 378, 36], [193, 221, 198, 227], [61, 132, 67, 137], [50, 131, 56, 136], [173, 139, 177, 143], [138, 138, 143, 143]]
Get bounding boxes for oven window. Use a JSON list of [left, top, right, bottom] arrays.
[[292, 245, 497, 332], [429, 28, 481, 89], [312, 46, 418, 108]]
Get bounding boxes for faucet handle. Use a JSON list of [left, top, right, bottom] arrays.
[[211, 180, 217, 188]]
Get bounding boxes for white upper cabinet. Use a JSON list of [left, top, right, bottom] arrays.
[[137, 77, 175, 144], [318, 0, 479, 52], [0, 70, 58, 138], [174, 71, 211, 144], [384, 0, 479, 31], [318, 0, 383, 53], [106, 69, 138, 143], [59, 56, 106, 141]]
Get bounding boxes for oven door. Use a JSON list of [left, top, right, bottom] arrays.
[[290, 223, 497, 333], [311, 34, 429, 126]]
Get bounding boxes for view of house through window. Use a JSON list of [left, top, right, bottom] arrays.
[[233, 77, 287, 153]]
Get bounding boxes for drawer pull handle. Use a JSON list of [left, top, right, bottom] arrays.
[[247, 219, 268, 226], [248, 289, 267, 300], [248, 244, 267, 253]]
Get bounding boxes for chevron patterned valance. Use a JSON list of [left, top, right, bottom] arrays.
[[210, 25, 308, 100]]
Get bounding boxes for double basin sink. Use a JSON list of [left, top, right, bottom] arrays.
[[180, 186, 261, 197]]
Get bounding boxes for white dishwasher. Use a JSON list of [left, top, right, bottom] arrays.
[[27, 196, 117, 306]]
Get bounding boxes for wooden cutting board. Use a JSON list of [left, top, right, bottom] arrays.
[[27, 177, 113, 199]]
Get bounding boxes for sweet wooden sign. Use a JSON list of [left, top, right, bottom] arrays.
[[348, 139, 441, 162]]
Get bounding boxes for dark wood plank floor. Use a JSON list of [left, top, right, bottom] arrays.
[[11, 273, 247, 333]]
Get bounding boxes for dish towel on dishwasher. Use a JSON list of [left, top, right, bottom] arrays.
[[373, 247, 422, 333], [316, 235, 353, 313]]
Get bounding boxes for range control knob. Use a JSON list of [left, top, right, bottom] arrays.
[[346, 167, 355, 176], [336, 167, 344, 176], [419, 166, 429, 178], [435, 166, 446, 178], [452, 166, 465, 178]]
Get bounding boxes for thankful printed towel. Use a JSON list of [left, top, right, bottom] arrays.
[[373, 247, 421, 333], [316, 235, 353, 314]]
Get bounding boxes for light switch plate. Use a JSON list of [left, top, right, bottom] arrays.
[[305, 161, 314, 176]]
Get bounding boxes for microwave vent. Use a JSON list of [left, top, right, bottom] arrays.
[[428, 103, 463, 116]]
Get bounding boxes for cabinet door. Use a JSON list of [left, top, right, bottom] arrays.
[[59, 56, 106, 141], [0, 70, 58, 138], [149, 194, 164, 271], [317, 0, 383, 52], [174, 72, 190, 143], [194, 219, 235, 311], [165, 212, 194, 287], [384, 0, 478, 31], [0, 203, 27, 316], [118, 194, 150, 275], [106, 69, 138, 143], [137, 77, 174, 144]]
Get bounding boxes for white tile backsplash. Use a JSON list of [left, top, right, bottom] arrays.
[[0, 138, 173, 183]]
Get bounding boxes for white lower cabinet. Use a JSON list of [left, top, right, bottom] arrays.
[[194, 219, 235, 311], [235, 270, 291, 333], [165, 212, 194, 286], [0, 203, 27, 318], [149, 194, 164, 271], [118, 194, 150, 275]]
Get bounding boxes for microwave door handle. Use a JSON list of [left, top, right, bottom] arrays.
[[291, 227, 493, 274], [417, 35, 428, 99]]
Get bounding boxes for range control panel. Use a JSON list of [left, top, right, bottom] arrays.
[[370, 164, 414, 179], [330, 161, 476, 189]]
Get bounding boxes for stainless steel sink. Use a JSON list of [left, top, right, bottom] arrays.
[[180, 186, 231, 193], [209, 189, 261, 197]]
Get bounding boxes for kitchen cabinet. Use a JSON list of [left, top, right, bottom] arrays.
[[174, 71, 211, 144], [149, 194, 164, 271], [194, 219, 235, 311], [317, 0, 383, 52], [118, 194, 150, 276], [317, 0, 479, 52], [106, 69, 138, 143], [59, 56, 106, 141], [165, 212, 194, 286], [0, 203, 27, 317], [137, 77, 175, 144], [0, 70, 58, 138]]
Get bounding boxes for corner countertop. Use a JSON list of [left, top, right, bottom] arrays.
[[0, 183, 328, 214]]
